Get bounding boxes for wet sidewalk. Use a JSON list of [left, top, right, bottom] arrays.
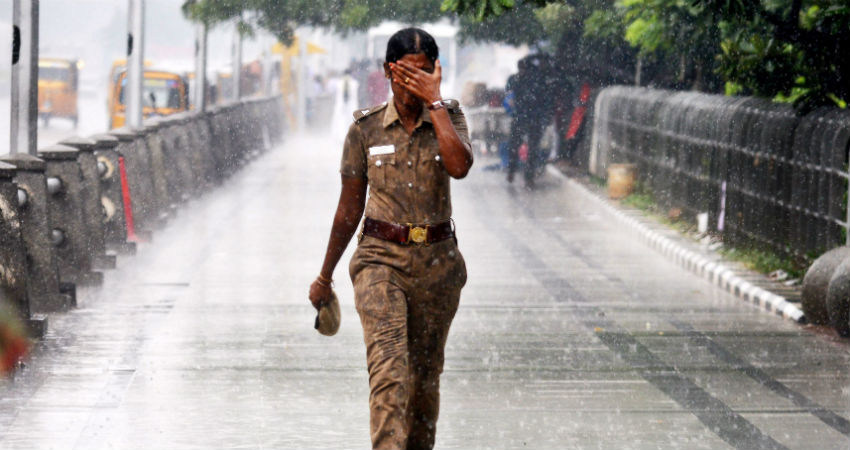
[[1, 134, 848, 450]]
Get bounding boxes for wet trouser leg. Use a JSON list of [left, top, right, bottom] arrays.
[[506, 119, 523, 180], [351, 238, 466, 450], [525, 124, 544, 182], [354, 278, 463, 450], [355, 274, 410, 450], [405, 282, 461, 450]]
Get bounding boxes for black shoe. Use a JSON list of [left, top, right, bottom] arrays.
[[507, 171, 515, 183], [524, 177, 535, 190]]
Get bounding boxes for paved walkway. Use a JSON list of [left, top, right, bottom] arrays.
[[1, 134, 848, 450]]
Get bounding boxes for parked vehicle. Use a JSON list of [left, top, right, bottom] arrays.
[[107, 59, 153, 115], [38, 58, 80, 127], [110, 69, 189, 129]]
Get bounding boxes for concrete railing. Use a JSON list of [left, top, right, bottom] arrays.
[[590, 86, 850, 262], [0, 96, 285, 336], [589, 86, 850, 336]]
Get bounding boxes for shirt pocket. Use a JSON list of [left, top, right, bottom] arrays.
[[420, 152, 449, 190], [367, 153, 395, 190]]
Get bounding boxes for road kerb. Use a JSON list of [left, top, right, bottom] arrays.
[[547, 166, 805, 323]]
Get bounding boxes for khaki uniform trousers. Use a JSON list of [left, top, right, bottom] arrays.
[[349, 235, 467, 450]]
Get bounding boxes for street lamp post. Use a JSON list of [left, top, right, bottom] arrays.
[[194, 23, 208, 112], [232, 22, 242, 102], [296, 32, 306, 130], [127, 0, 145, 128], [11, 0, 39, 155]]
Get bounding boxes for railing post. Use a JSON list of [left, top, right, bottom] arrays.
[[109, 127, 158, 235], [11, 0, 39, 155], [59, 137, 116, 270], [89, 133, 136, 255], [0, 161, 47, 336], [39, 145, 103, 287], [846, 169, 850, 246], [0, 153, 75, 312], [0, 162, 30, 317]]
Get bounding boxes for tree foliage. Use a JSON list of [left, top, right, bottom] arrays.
[[616, 0, 723, 91], [456, 1, 637, 88], [450, 0, 849, 108], [181, 0, 446, 44], [455, 2, 548, 47], [700, 0, 850, 110], [182, 0, 850, 108], [440, 0, 544, 21]]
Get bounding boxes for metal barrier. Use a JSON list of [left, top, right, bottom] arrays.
[[592, 86, 850, 261]]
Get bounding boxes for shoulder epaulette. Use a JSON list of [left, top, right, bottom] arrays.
[[353, 102, 389, 123]]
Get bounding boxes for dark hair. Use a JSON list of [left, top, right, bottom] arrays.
[[385, 28, 439, 64]]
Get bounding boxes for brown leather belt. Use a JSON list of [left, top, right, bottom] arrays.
[[363, 217, 454, 245]]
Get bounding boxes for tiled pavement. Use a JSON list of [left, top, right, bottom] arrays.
[[0, 134, 848, 450]]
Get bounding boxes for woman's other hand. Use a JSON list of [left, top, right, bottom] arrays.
[[309, 278, 333, 311]]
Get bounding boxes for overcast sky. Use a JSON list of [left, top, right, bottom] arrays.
[[0, 0, 273, 86]]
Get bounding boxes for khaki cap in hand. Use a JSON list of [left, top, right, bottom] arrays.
[[314, 290, 340, 336]]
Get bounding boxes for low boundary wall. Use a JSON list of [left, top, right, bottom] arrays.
[[0, 96, 285, 336], [591, 86, 850, 262]]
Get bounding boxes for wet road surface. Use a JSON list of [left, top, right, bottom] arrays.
[[1, 134, 848, 449]]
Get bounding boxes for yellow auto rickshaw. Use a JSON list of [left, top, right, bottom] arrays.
[[108, 59, 153, 111], [110, 69, 189, 129], [38, 58, 80, 127]]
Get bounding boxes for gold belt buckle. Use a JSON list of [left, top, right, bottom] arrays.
[[408, 224, 429, 244]]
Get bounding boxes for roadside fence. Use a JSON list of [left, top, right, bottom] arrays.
[[590, 86, 850, 263], [0, 96, 285, 337]]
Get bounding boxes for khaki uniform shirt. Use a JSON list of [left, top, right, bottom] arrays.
[[340, 98, 471, 224]]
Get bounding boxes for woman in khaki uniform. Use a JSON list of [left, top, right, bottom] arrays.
[[309, 28, 473, 450]]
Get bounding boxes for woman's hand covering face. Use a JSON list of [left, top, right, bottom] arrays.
[[389, 57, 442, 104]]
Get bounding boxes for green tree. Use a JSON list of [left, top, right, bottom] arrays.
[[697, 0, 850, 109], [615, 0, 723, 91], [184, 0, 847, 110], [181, 0, 447, 44], [450, 0, 850, 108], [181, 0, 640, 105], [457, 1, 636, 88]]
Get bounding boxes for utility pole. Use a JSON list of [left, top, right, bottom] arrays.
[[127, 0, 145, 128], [11, 0, 39, 155], [194, 23, 208, 112], [232, 21, 242, 102], [296, 32, 306, 130]]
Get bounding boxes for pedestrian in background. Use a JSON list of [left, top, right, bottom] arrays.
[[309, 27, 473, 450], [331, 68, 360, 141], [505, 53, 555, 188]]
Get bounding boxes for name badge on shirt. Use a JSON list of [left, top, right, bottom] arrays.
[[369, 145, 395, 156]]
